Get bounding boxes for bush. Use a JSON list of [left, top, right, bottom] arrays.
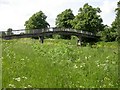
[[53, 34, 61, 39], [60, 35, 71, 39]]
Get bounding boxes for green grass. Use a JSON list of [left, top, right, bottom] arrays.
[[2, 38, 118, 88]]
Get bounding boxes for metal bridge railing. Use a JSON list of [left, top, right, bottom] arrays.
[[0, 28, 95, 37]]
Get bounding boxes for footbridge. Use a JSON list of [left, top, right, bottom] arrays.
[[0, 27, 100, 46]]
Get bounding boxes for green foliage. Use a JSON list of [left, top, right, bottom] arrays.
[[0, 31, 6, 37], [55, 9, 74, 39], [55, 9, 74, 28], [24, 11, 50, 30], [117, 1, 120, 43], [72, 3, 104, 34], [7, 28, 13, 35], [2, 38, 118, 88], [101, 1, 120, 42], [111, 21, 119, 41], [113, 0, 120, 41], [71, 36, 78, 40], [100, 25, 118, 42], [115, 0, 120, 28], [53, 34, 61, 39]]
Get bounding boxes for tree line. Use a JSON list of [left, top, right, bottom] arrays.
[[2, 1, 120, 42]]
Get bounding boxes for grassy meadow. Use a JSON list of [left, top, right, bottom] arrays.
[[1, 38, 118, 88]]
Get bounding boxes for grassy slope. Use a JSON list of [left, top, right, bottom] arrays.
[[2, 38, 118, 88]]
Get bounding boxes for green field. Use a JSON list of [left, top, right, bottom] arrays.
[[1, 38, 118, 88]]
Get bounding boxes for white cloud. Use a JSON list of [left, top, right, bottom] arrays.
[[99, 0, 118, 26], [0, 0, 118, 31]]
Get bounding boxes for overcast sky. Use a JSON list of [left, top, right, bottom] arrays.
[[0, 0, 119, 31]]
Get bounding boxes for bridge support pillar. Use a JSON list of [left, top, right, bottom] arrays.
[[77, 37, 82, 46], [39, 36, 44, 44]]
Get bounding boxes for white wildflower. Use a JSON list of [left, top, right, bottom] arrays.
[[97, 64, 100, 67], [22, 76, 27, 79], [21, 58, 25, 61], [85, 56, 88, 59], [9, 84, 15, 88], [80, 86, 84, 88], [28, 85, 32, 87], [13, 77, 21, 82], [88, 55, 91, 58], [80, 65, 83, 68], [74, 64, 78, 68], [100, 64, 106, 67], [105, 60, 109, 63], [106, 56, 110, 59]]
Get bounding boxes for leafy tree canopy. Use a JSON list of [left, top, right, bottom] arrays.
[[111, 1, 120, 30], [7, 28, 13, 35], [115, 0, 120, 27], [109, 0, 120, 41], [72, 3, 104, 34], [0, 31, 6, 37], [100, 1, 120, 42], [100, 25, 117, 42], [24, 11, 50, 30], [55, 9, 75, 28]]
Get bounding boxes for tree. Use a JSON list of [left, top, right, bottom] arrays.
[[103, 1, 120, 42], [111, 0, 120, 41], [7, 28, 13, 35], [24, 11, 50, 30], [100, 25, 117, 42], [110, 21, 118, 41], [55, 9, 75, 39], [72, 3, 104, 34], [0, 31, 6, 37], [55, 9, 75, 28], [115, 1, 120, 28], [118, 1, 120, 42], [99, 1, 120, 42]]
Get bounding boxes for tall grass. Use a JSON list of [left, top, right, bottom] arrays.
[[2, 38, 118, 88]]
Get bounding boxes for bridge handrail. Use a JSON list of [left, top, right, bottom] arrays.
[[0, 28, 96, 37]]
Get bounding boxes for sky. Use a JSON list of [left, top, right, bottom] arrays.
[[0, 0, 119, 31]]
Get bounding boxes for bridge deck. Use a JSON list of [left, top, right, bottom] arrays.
[[0, 28, 100, 40]]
